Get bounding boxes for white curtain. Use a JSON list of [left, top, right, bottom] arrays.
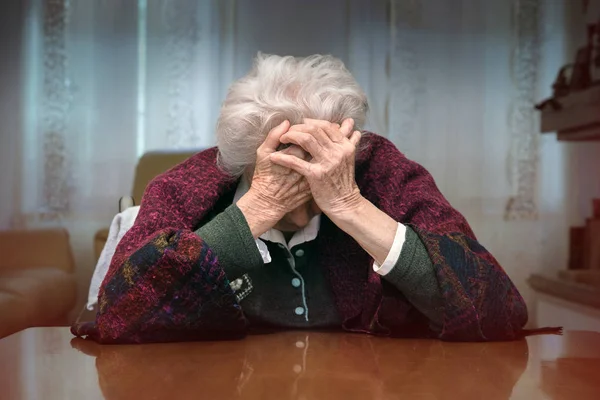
[[8, 0, 599, 317], [15, 0, 391, 225]]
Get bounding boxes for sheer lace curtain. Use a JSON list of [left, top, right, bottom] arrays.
[[0, 3, 25, 229], [14, 0, 390, 222], [16, 0, 225, 225], [4, 0, 593, 317]]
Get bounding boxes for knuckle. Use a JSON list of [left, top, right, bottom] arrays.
[[302, 135, 316, 147], [311, 167, 323, 180]]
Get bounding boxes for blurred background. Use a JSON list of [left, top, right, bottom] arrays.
[[0, 0, 599, 336]]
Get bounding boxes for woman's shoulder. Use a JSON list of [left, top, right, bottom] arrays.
[[356, 132, 411, 168]]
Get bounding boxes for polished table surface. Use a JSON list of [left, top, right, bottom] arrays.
[[0, 328, 599, 400]]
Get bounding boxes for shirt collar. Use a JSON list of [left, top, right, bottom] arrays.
[[233, 175, 321, 249]]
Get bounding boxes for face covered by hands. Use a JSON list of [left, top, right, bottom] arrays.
[[237, 118, 362, 238], [269, 118, 363, 219]]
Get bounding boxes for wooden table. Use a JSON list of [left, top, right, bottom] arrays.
[[0, 328, 599, 399]]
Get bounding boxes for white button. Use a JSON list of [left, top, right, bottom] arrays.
[[293, 364, 302, 373], [230, 279, 243, 291], [291, 278, 301, 288], [295, 249, 305, 257], [295, 341, 305, 348], [294, 307, 305, 315]]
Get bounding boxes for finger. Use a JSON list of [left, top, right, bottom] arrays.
[[280, 130, 324, 158], [280, 143, 310, 161], [301, 119, 349, 143], [303, 118, 338, 128], [295, 178, 311, 193], [270, 152, 313, 176], [340, 118, 355, 137], [260, 120, 290, 153], [289, 124, 330, 146], [289, 123, 333, 149], [350, 130, 361, 147], [302, 119, 342, 137], [321, 124, 345, 143]]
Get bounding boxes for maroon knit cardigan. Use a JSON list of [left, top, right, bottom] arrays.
[[72, 133, 531, 343]]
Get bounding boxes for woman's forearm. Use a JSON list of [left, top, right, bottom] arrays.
[[328, 196, 397, 265], [236, 190, 281, 239]]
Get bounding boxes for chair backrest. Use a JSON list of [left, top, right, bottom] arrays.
[[131, 149, 202, 203], [0, 228, 75, 273]]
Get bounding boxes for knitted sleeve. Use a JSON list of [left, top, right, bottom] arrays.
[[71, 177, 247, 344], [382, 226, 443, 332], [357, 134, 528, 341], [194, 204, 264, 273]]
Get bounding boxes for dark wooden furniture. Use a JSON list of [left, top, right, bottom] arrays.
[[1, 328, 599, 399]]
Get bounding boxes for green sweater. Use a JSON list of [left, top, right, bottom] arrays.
[[196, 204, 443, 331]]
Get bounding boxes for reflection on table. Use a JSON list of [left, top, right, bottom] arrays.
[[72, 331, 529, 400], [1, 328, 600, 399]]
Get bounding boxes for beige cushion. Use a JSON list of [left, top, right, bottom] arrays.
[[0, 228, 76, 338], [0, 268, 76, 338], [0, 229, 75, 273]]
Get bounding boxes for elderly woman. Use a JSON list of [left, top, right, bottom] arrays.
[[73, 54, 531, 344]]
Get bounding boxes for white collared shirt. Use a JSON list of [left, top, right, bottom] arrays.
[[233, 176, 406, 275]]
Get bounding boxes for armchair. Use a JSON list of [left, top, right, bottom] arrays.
[[93, 149, 200, 260], [0, 228, 77, 338]]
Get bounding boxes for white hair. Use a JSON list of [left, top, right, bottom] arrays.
[[216, 53, 369, 177]]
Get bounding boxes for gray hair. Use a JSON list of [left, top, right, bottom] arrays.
[[216, 53, 369, 177]]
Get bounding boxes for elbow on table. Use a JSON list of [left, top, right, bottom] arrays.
[[482, 292, 529, 341]]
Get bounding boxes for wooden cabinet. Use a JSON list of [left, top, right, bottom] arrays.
[[540, 85, 600, 141], [532, 81, 600, 320]]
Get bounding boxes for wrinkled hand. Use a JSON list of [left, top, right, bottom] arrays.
[[269, 118, 363, 217], [237, 120, 312, 237]]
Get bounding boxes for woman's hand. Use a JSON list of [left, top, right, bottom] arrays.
[[270, 118, 399, 265], [237, 120, 312, 238], [269, 118, 363, 218]]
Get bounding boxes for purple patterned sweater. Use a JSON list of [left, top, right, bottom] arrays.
[[72, 133, 531, 343]]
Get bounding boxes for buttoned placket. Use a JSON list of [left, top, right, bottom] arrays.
[[279, 243, 309, 322]]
